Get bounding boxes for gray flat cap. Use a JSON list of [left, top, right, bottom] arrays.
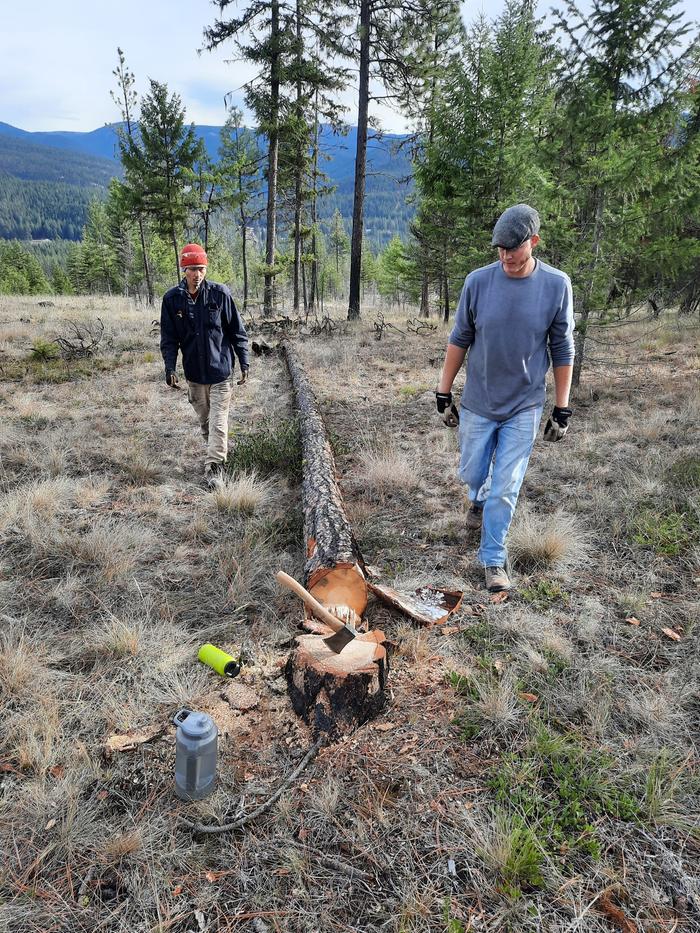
[[491, 204, 540, 249]]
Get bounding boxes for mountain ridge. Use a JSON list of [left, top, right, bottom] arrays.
[[0, 121, 415, 247]]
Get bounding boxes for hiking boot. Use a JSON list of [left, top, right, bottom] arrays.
[[466, 503, 483, 531], [204, 462, 224, 488], [485, 565, 511, 593]]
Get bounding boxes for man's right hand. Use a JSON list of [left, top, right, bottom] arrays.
[[165, 369, 180, 389], [436, 391, 460, 427]]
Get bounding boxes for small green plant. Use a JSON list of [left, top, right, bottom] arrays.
[[475, 810, 544, 898], [227, 418, 302, 480], [398, 383, 427, 398], [632, 505, 698, 556], [520, 579, 569, 609], [29, 339, 60, 362], [488, 728, 640, 869], [143, 350, 156, 363]]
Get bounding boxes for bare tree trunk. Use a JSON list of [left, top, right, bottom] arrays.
[[309, 90, 320, 312], [293, 0, 303, 313], [348, 0, 370, 321], [240, 206, 249, 310], [572, 190, 605, 388], [264, 0, 281, 316]]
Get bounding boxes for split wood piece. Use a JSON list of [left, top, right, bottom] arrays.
[[103, 724, 164, 758], [286, 632, 388, 739], [368, 581, 463, 627], [281, 340, 367, 619]]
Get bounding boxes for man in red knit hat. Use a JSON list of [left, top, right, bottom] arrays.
[[160, 244, 249, 486]]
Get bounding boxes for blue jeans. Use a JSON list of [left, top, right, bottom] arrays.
[[458, 405, 542, 567]]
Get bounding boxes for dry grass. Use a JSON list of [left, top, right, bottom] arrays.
[[508, 505, 590, 571], [212, 469, 273, 513], [0, 299, 698, 932], [355, 445, 422, 499]]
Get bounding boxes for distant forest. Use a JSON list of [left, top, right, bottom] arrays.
[[2, 0, 700, 383], [0, 125, 414, 248]]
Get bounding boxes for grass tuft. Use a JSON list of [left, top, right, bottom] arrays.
[[228, 417, 302, 480], [211, 469, 272, 514], [509, 507, 589, 571], [357, 447, 421, 499]]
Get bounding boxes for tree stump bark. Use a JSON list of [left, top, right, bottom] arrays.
[[281, 340, 388, 737], [285, 631, 388, 738]]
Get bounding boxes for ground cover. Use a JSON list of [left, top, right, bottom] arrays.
[[0, 294, 698, 932]]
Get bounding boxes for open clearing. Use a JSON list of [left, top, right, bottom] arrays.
[[0, 295, 699, 932]]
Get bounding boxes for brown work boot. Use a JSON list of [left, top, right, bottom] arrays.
[[466, 502, 483, 531], [485, 565, 511, 593]]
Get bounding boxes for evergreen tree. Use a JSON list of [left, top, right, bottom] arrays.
[[205, 0, 297, 314], [118, 80, 204, 283], [328, 208, 349, 274], [219, 107, 264, 310], [111, 47, 154, 303], [549, 0, 697, 385]]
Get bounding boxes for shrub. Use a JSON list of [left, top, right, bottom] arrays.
[[228, 418, 302, 481], [29, 339, 61, 362]]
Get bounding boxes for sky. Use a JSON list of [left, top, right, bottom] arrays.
[[3, 0, 700, 136]]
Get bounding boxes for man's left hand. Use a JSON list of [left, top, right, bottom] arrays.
[[237, 367, 249, 386], [436, 391, 460, 428], [543, 406, 572, 442]]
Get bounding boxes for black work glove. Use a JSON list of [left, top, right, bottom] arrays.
[[436, 391, 460, 428], [543, 405, 572, 442], [237, 366, 249, 386], [165, 369, 180, 389]]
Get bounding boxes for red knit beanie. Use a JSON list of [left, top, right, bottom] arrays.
[[180, 243, 208, 267]]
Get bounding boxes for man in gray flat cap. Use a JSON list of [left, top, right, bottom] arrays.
[[435, 204, 575, 593]]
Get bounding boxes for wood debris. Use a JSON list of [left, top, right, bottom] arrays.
[[103, 724, 164, 757]]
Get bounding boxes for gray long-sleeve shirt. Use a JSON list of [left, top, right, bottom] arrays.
[[449, 259, 575, 421]]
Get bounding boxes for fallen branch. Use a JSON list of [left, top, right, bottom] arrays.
[[179, 738, 324, 835]]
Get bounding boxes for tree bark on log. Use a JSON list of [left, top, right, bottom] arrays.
[[281, 340, 367, 618], [281, 340, 388, 737]]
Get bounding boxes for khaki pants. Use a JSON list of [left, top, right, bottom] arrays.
[[187, 377, 234, 468]]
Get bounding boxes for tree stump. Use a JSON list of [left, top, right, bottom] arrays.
[[286, 631, 388, 738], [281, 341, 388, 737]]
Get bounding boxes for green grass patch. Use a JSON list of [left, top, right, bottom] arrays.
[[520, 579, 569, 609], [631, 505, 699, 556], [488, 727, 640, 872], [227, 417, 302, 481]]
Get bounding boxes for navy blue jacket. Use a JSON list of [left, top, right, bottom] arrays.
[[160, 279, 249, 384]]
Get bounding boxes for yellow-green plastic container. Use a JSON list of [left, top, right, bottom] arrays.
[[198, 643, 241, 678]]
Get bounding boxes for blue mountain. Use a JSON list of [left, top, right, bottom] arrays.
[[0, 121, 415, 246]]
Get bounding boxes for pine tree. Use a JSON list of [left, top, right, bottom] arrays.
[[111, 48, 154, 304], [549, 0, 697, 385], [118, 80, 204, 283], [219, 107, 264, 311], [205, 0, 297, 314]]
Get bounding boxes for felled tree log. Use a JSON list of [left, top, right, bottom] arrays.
[[281, 340, 388, 737], [281, 340, 367, 616]]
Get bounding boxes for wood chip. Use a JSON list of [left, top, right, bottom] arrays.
[[519, 692, 538, 703], [661, 627, 681, 642], [103, 724, 163, 757], [625, 616, 641, 626], [489, 591, 509, 604]]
